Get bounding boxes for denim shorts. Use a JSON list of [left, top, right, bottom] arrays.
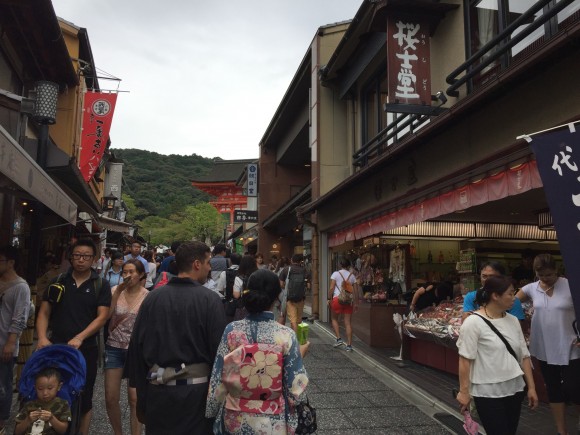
[[104, 345, 127, 370]]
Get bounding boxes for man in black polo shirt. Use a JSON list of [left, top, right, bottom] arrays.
[[36, 239, 111, 435]]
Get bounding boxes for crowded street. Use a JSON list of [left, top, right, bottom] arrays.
[[1, 0, 580, 434]]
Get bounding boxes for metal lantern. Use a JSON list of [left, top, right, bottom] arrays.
[[102, 192, 117, 211], [33, 81, 59, 125]]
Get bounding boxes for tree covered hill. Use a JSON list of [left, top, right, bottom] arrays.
[[112, 148, 215, 219]]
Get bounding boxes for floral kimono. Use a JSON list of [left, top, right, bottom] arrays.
[[206, 312, 308, 434]]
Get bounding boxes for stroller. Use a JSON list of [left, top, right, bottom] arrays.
[[19, 345, 86, 435]]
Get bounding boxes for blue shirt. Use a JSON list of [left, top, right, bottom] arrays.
[[124, 254, 149, 273], [105, 269, 123, 287], [462, 290, 525, 320]]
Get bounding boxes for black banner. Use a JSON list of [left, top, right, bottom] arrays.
[[528, 123, 580, 324], [234, 210, 258, 223]]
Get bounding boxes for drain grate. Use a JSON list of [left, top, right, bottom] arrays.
[[433, 412, 479, 434]]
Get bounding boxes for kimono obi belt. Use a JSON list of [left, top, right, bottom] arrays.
[[222, 342, 285, 415], [148, 362, 210, 386]]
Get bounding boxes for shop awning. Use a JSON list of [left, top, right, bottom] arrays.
[[262, 185, 311, 230], [328, 161, 543, 247], [95, 215, 133, 234], [228, 225, 244, 241], [0, 125, 77, 224], [46, 143, 102, 213]]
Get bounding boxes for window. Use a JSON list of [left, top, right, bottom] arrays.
[[509, 0, 546, 58], [0, 47, 22, 94], [466, 0, 576, 87], [361, 68, 389, 145]]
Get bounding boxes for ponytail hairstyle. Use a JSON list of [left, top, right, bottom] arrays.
[[476, 275, 512, 306], [242, 269, 282, 314]]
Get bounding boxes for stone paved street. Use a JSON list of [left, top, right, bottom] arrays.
[[303, 322, 454, 435], [6, 322, 455, 434]]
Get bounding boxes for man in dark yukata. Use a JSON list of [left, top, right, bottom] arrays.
[[127, 241, 227, 434]]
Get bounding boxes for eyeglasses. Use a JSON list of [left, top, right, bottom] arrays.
[[71, 253, 94, 261]]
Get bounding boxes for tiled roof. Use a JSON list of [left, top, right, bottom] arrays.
[[192, 158, 256, 183]]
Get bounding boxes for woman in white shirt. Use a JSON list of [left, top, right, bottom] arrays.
[[457, 276, 538, 434], [327, 258, 358, 352], [516, 254, 580, 435], [143, 250, 157, 290]]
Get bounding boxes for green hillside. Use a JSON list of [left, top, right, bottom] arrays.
[[112, 148, 215, 219]]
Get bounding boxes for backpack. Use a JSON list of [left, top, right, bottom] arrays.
[[285, 266, 306, 303], [153, 271, 174, 289], [337, 271, 354, 305], [224, 268, 238, 301]]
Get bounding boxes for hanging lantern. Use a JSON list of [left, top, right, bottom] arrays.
[[33, 81, 59, 125]]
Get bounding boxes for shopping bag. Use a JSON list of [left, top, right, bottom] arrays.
[[463, 410, 479, 435]]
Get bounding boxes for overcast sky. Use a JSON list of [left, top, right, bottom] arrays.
[[51, 1, 360, 159]]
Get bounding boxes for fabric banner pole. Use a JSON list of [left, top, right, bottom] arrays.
[[528, 123, 580, 326]]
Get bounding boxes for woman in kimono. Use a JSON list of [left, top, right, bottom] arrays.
[[206, 269, 310, 434]]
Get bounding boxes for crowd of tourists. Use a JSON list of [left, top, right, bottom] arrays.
[[0, 240, 317, 435], [0, 237, 579, 434]]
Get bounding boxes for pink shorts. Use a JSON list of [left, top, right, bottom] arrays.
[[331, 297, 354, 315]]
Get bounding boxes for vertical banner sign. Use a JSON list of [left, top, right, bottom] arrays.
[[79, 91, 118, 182], [387, 15, 431, 106], [528, 123, 580, 325], [247, 163, 258, 197]]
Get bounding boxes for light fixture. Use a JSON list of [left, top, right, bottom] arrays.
[[433, 91, 447, 105], [102, 192, 117, 211], [21, 202, 28, 206], [117, 209, 127, 222], [33, 81, 59, 125]]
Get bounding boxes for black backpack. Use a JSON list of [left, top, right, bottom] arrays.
[[286, 266, 306, 302], [224, 268, 238, 300]]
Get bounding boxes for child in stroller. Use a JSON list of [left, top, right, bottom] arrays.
[[14, 368, 70, 434], [16, 345, 86, 435]]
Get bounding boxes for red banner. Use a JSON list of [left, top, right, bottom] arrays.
[[79, 91, 117, 182]]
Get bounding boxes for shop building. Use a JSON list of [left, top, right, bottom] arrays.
[[292, 0, 579, 372], [0, 0, 125, 279], [257, 21, 350, 314]]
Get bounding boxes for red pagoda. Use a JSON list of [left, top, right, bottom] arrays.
[[191, 159, 254, 228]]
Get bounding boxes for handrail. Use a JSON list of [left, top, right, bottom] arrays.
[[353, 113, 429, 167], [446, 0, 573, 96]]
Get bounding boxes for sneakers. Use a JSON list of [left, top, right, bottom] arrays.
[[333, 338, 345, 348], [345, 345, 353, 352]]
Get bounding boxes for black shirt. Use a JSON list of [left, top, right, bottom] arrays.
[[44, 269, 111, 347]]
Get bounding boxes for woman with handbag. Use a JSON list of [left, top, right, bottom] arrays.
[[516, 253, 580, 435], [456, 275, 538, 435], [206, 269, 311, 434]]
